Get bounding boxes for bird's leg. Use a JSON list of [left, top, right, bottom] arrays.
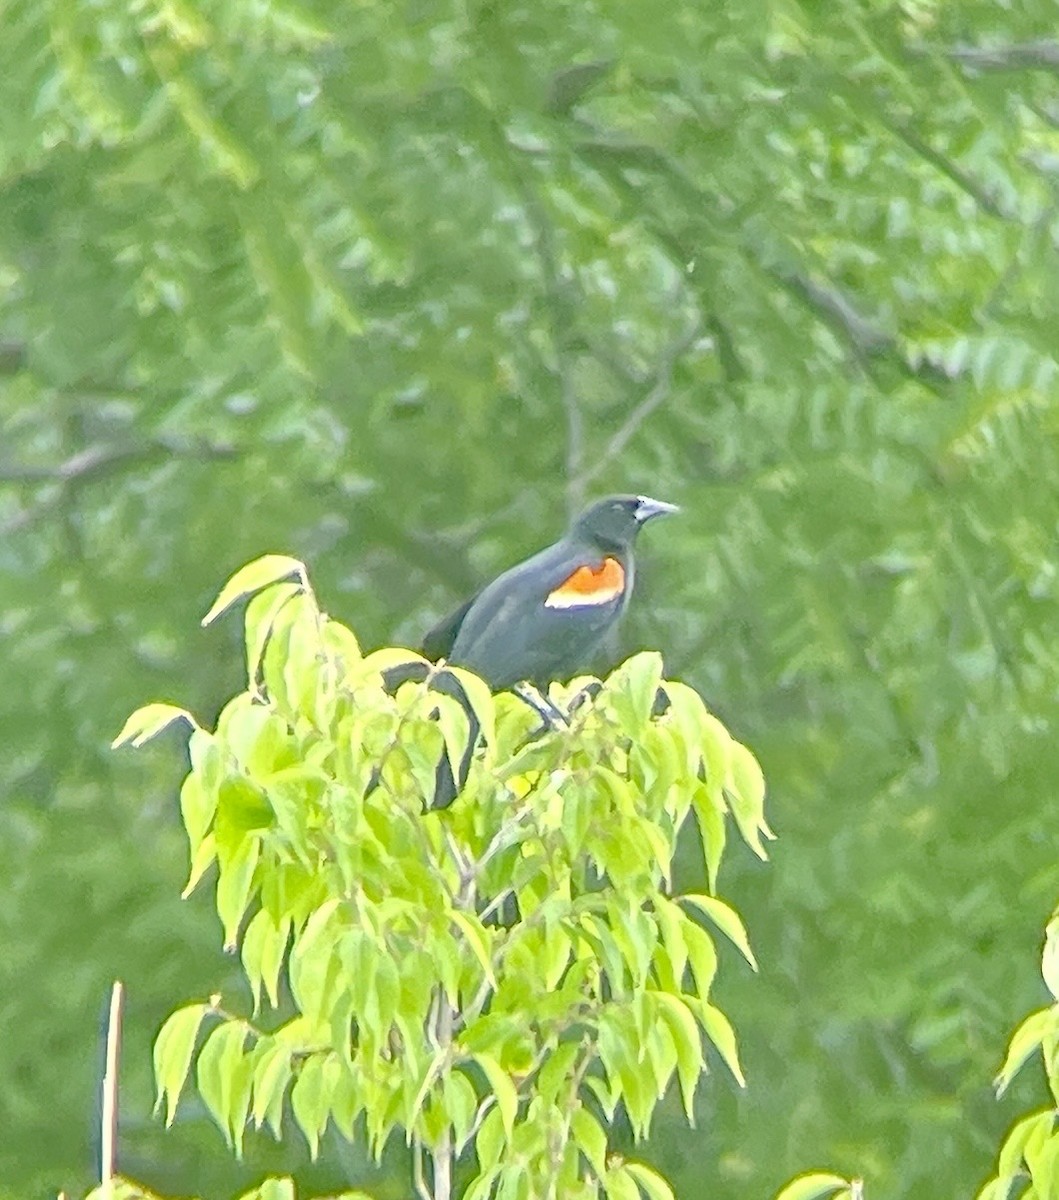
[[514, 682, 570, 730]]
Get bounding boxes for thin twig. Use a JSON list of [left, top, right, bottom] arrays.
[[938, 40, 1059, 72], [0, 436, 239, 484], [101, 980, 125, 1197], [577, 319, 702, 491]]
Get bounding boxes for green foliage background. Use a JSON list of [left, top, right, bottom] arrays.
[[2, 0, 1058, 1196]]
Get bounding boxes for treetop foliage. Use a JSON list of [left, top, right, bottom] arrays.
[[116, 557, 768, 1200]]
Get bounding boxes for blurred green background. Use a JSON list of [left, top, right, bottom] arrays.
[[2, 0, 1058, 1196]]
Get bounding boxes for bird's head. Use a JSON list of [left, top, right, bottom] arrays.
[[572, 494, 680, 552]]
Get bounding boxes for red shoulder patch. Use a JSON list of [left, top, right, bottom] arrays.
[[545, 557, 626, 609]]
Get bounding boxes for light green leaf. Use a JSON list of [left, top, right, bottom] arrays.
[[154, 1002, 212, 1125], [572, 1106, 608, 1177], [690, 782, 726, 894], [435, 693, 472, 788], [356, 647, 430, 680], [180, 772, 217, 856], [202, 555, 306, 626], [446, 665, 496, 750], [654, 897, 688, 989], [196, 1020, 251, 1150], [474, 1053, 519, 1138], [217, 835, 262, 950], [241, 908, 291, 1013], [111, 702, 194, 748], [682, 920, 718, 1002], [251, 1041, 293, 1137], [625, 1161, 676, 1200], [443, 1069, 479, 1150], [182, 831, 218, 898], [1044, 920, 1059, 1001], [772, 1173, 851, 1200], [290, 1053, 329, 1159], [603, 1165, 642, 1200], [450, 910, 497, 987], [726, 741, 771, 860], [680, 894, 757, 971], [245, 581, 302, 688], [699, 1001, 745, 1088], [606, 651, 664, 734], [997, 1110, 1056, 1184], [996, 1007, 1056, 1094], [650, 991, 703, 1121], [242, 1180, 295, 1200], [474, 1105, 505, 1173]]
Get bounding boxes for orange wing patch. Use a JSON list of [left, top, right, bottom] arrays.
[[545, 557, 626, 609]]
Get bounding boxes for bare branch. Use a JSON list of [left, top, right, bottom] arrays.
[[940, 40, 1059, 72], [577, 319, 702, 491], [887, 121, 1012, 220], [0, 436, 240, 485]]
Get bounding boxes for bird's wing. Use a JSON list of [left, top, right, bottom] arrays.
[[421, 594, 478, 661]]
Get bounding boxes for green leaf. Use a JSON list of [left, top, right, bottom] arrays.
[[690, 782, 726, 894], [154, 1003, 212, 1125], [474, 1053, 519, 1139], [450, 909, 497, 987], [356, 647, 430, 680], [289, 899, 343, 1022], [772, 1173, 851, 1200], [654, 897, 688, 989], [572, 1106, 608, 1177], [445, 1069, 479, 1150], [603, 1165, 642, 1200], [196, 1020, 252, 1150], [241, 1180, 295, 1200], [111, 702, 194, 748], [606, 651, 664, 734], [682, 920, 718, 1002], [180, 772, 217, 856], [251, 1041, 294, 1137], [183, 832, 218, 899], [245, 581, 302, 688], [625, 1161, 676, 1200], [996, 1007, 1056, 1094], [726, 741, 771, 861], [217, 835, 262, 950], [290, 1053, 330, 1159], [650, 991, 703, 1121], [475, 1105, 505, 1173], [1044, 920, 1059, 1001], [202, 555, 306, 626], [446, 665, 496, 749], [996, 1110, 1056, 1185], [435, 692, 472, 788], [698, 1001, 745, 1088], [680, 894, 757, 971], [241, 908, 291, 1013]]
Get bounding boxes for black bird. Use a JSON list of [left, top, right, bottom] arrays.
[[423, 493, 679, 689], [386, 495, 678, 808]]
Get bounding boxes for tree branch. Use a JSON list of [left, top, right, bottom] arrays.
[[938, 40, 1059, 72], [0, 435, 240, 484], [576, 319, 702, 491]]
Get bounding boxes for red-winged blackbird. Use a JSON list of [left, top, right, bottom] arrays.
[[422, 494, 678, 688], [387, 494, 678, 807]]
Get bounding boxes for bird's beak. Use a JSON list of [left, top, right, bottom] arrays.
[[634, 495, 680, 523]]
